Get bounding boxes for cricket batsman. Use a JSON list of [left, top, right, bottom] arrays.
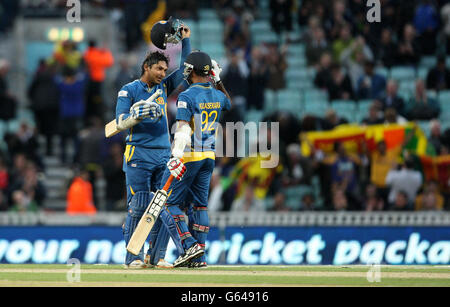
[[159, 51, 232, 268], [117, 18, 193, 268]]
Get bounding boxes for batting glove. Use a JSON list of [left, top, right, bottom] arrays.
[[167, 157, 186, 181], [211, 59, 222, 84], [130, 101, 162, 121]]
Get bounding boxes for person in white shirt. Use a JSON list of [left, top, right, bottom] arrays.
[[385, 158, 422, 208]]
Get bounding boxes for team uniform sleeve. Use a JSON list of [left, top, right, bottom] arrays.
[[163, 38, 191, 96], [115, 84, 133, 124], [176, 92, 193, 122]]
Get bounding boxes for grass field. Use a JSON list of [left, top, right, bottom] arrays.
[[0, 264, 449, 287]]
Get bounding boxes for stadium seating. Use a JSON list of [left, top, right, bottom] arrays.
[[330, 100, 357, 123], [390, 66, 416, 82]]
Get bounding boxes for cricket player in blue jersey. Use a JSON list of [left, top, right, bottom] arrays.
[[116, 21, 200, 268], [159, 51, 232, 268]]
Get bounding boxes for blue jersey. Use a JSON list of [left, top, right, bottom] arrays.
[[115, 38, 191, 150], [176, 82, 231, 153]]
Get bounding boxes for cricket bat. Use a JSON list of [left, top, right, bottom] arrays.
[[105, 89, 163, 138], [126, 174, 175, 256]]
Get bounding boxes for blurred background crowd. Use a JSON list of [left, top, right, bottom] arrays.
[[1, 0, 450, 214]]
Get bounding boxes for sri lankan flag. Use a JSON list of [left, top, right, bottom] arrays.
[[301, 122, 434, 157]]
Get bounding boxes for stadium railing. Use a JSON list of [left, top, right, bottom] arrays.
[[0, 211, 449, 227]]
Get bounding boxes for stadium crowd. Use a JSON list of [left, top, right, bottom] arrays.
[[1, 0, 450, 213]]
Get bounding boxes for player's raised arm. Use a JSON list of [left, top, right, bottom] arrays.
[[164, 24, 192, 95], [211, 59, 232, 105]]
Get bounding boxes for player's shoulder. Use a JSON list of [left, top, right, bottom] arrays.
[[118, 79, 140, 97]]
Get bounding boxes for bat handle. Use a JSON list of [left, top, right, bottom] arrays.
[[162, 158, 183, 191], [162, 175, 174, 192]]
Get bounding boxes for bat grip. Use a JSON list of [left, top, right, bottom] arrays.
[[162, 175, 174, 192], [162, 158, 183, 191]]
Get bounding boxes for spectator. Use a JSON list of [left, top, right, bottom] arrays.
[[4, 122, 42, 170], [230, 185, 265, 212], [54, 66, 87, 164], [429, 119, 445, 154], [271, 192, 290, 212], [305, 27, 329, 67], [223, 0, 252, 57], [332, 188, 348, 211], [9, 161, 46, 209], [415, 180, 444, 211], [322, 109, 348, 130], [0, 59, 17, 123], [83, 40, 114, 122], [378, 80, 406, 116], [247, 46, 269, 110], [222, 49, 249, 115], [66, 169, 97, 215], [356, 60, 387, 100], [208, 171, 225, 212], [331, 23, 354, 63], [361, 102, 384, 125], [413, 0, 439, 56], [363, 183, 385, 211], [314, 52, 333, 89], [384, 107, 407, 124], [269, 0, 293, 35], [370, 140, 401, 203], [406, 79, 440, 120], [9, 190, 39, 213], [28, 60, 60, 156], [385, 158, 422, 208], [50, 40, 83, 70], [282, 143, 312, 186], [375, 28, 397, 68], [426, 55, 450, 91], [300, 193, 316, 211], [324, 0, 354, 42], [441, 2, 450, 54], [391, 190, 411, 211], [77, 116, 105, 208], [326, 63, 354, 100], [265, 43, 288, 91], [102, 142, 126, 211], [330, 142, 360, 207], [339, 35, 374, 91], [396, 23, 421, 66]]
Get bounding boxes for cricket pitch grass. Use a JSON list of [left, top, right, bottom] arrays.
[[0, 264, 448, 287]]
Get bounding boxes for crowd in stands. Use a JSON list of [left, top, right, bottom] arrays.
[[1, 0, 450, 213]]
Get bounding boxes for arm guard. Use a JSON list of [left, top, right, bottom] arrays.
[[171, 121, 192, 159]]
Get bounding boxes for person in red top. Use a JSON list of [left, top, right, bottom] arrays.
[[66, 169, 97, 215], [83, 40, 114, 123]]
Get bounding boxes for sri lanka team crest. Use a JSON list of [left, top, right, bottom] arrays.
[[155, 97, 165, 105]]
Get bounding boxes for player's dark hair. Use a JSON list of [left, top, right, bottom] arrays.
[[141, 51, 169, 76]]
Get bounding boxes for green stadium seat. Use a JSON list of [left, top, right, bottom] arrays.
[[287, 56, 307, 67], [390, 66, 416, 81], [398, 80, 415, 92], [245, 110, 264, 123], [198, 9, 219, 20], [304, 89, 328, 102], [438, 90, 450, 104], [417, 66, 429, 80], [375, 67, 389, 79], [250, 20, 271, 33], [416, 120, 431, 138], [303, 100, 329, 117], [420, 56, 436, 68], [277, 90, 302, 112], [287, 44, 306, 55], [330, 100, 357, 122]]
